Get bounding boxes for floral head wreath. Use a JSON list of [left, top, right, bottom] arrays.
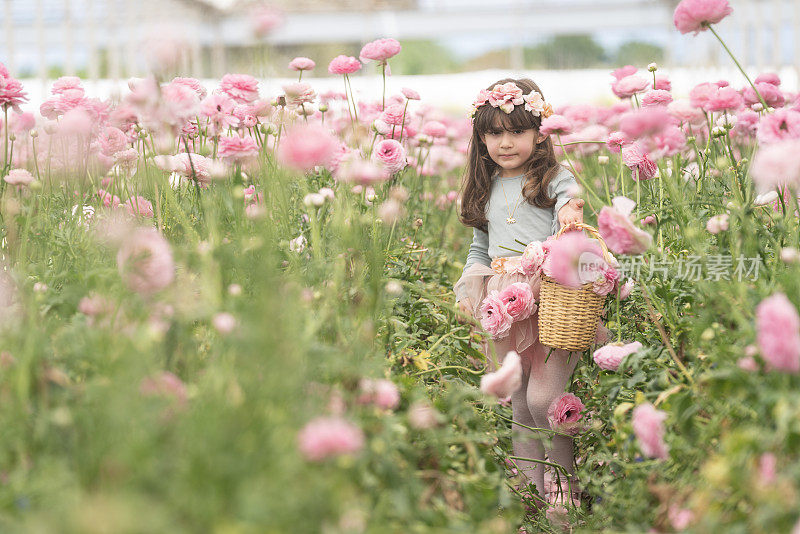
[[469, 82, 554, 120]]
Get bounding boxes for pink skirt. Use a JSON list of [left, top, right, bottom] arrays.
[[454, 259, 609, 377]]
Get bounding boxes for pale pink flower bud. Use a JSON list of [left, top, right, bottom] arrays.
[[593, 341, 643, 371], [480, 351, 522, 399]]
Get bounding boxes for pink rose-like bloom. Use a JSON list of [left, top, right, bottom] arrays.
[[218, 135, 259, 164], [744, 81, 785, 108], [200, 93, 239, 131], [622, 142, 658, 181], [171, 77, 207, 99], [481, 351, 522, 399], [328, 55, 362, 75], [372, 139, 407, 175], [282, 82, 316, 108], [689, 82, 717, 110], [498, 282, 536, 322], [641, 90, 673, 107], [756, 109, 800, 144], [140, 371, 187, 405], [606, 131, 629, 153], [98, 126, 129, 157], [756, 292, 800, 373], [408, 401, 439, 429], [755, 73, 781, 86], [169, 153, 213, 183], [521, 241, 546, 275], [488, 82, 524, 114], [219, 74, 259, 104], [653, 125, 688, 158], [547, 393, 585, 435], [4, 168, 35, 186], [611, 65, 637, 80], [543, 231, 603, 288], [673, 0, 733, 34], [10, 112, 35, 134], [705, 86, 744, 112], [297, 416, 365, 462], [0, 74, 28, 111], [654, 75, 672, 91], [539, 115, 573, 136], [749, 139, 800, 192], [422, 121, 447, 138], [402, 87, 420, 100], [288, 57, 315, 71], [360, 38, 401, 63], [618, 278, 635, 300], [598, 196, 653, 255], [668, 100, 706, 127], [124, 196, 154, 218], [612, 75, 649, 99], [357, 378, 400, 410], [593, 341, 643, 371], [335, 157, 387, 185], [632, 403, 669, 459], [706, 213, 729, 234], [51, 76, 83, 95], [117, 228, 175, 295], [278, 123, 339, 172], [97, 189, 121, 208], [479, 290, 514, 339], [379, 103, 406, 126], [619, 108, 672, 139], [591, 263, 620, 296]]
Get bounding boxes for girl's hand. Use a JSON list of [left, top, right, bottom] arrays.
[[558, 198, 585, 228], [456, 298, 474, 324]]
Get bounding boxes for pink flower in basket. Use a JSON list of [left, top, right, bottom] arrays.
[[521, 241, 546, 275], [591, 262, 620, 296], [479, 290, 513, 339], [547, 393, 585, 435], [542, 231, 604, 288], [498, 282, 536, 321]]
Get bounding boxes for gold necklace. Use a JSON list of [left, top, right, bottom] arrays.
[[498, 177, 525, 224]]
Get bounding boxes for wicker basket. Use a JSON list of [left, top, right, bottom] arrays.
[[538, 222, 612, 352]]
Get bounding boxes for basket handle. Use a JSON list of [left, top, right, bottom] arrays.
[[555, 221, 615, 265]]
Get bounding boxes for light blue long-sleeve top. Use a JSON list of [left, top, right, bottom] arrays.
[[455, 166, 578, 302]]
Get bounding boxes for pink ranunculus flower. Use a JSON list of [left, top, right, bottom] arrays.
[[498, 282, 536, 322], [521, 241, 546, 275], [606, 131, 629, 153], [328, 55, 362, 75], [641, 90, 673, 107], [611, 65, 637, 81], [654, 74, 672, 91], [359, 38, 401, 63], [4, 168, 35, 186], [598, 196, 653, 255], [171, 77, 207, 99], [200, 93, 239, 132], [422, 121, 447, 138], [542, 230, 604, 288], [539, 115, 573, 136], [401, 87, 420, 100], [219, 74, 259, 104], [479, 290, 514, 339], [612, 74, 649, 99], [218, 135, 259, 164], [652, 125, 688, 158], [251, 6, 284, 37], [282, 82, 316, 108], [756, 109, 800, 145], [547, 393, 585, 435], [357, 378, 400, 410], [755, 72, 781, 87], [277, 123, 339, 172], [622, 142, 658, 181], [618, 279, 635, 300], [756, 292, 800, 373], [619, 108, 672, 139], [749, 139, 800, 193], [706, 213, 729, 234], [0, 73, 28, 111], [124, 196, 154, 218], [689, 82, 717, 110], [480, 351, 522, 399], [593, 341, 643, 371], [379, 103, 406, 125], [488, 82, 525, 114], [705, 86, 744, 112], [288, 57, 315, 71], [51, 75, 83, 95], [668, 99, 706, 127], [98, 126, 129, 157], [297, 416, 365, 462], [673, 0, 733, 35], [372, 139, 407, 175], [140, 371, 187, 406], [171, 152, 213, 183], [631, 403, 669, 459], [97, 189, 121, 208], [744, 81, 785, 108], [591, 263, 620, 296], [116, 228, 175, 295]]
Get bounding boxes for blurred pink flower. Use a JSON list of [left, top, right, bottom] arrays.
[[758, 452, 777, 484], [755, 73, 781, 86], [539, 115, 573, 136], [673, 0, 733, 34], [611, 65, 637, 80], [140, 371, 187, 406], [744, 81, 785, 108], [738, 356, 758, 372], [10, 112, 35, 134], [171, 77, 207, 99], [219, 74, 259, 104], [606, 131, 629, 153], [618, 279, 634, 300], [282, 82, 316, 108], [543, 230, 604, 288], [668, 505, 694, 530], [422, 121, 447, 138], [359, 38, 401, 63], [408, 401, 439, 429], [756, 292, 800, 373], [481, 351, 522, 398], [4, 168, 35, 186], [200, 93, 239, 132], [372, 139, 407, 175], [98, 126, 129, 157], [218, 136, 259, 164], [479, 290, 514, 339], [288, 57, 315, 71], [612, 75, 649, 99], [252, 6, 284, 37], [357, 378, 400, 410], [689, 82, 717, 110], [632, 403, 669, 459], [654, 74, 672, 91], [668, 99, 706, 126], [328, 55, 362, 75], [756, 109, 800, 144], [212, 312, 237, 334], [498, 282, 536, 322], [598, 196, 653, 254], [622, 142, 658, 180], [619, 108, 672, 139], [593, 341, 642, 371], [51, 76, 83, 95], [547, 393, 585, 435], [641, 90, 673, 107], [401, 87, 420, 100], [749, 139, 800, 192], [705, 86, 744, 112], [124, 196, 154, 218], [172, 153, 213, 183], [278, 124, 338, 171], [706, 214, 729, 234], [97, 189, 121, 208], [334, 156, 386, 185], [521, 241, 546, 275], [653, 126, 687, 158], [297, 416, 365, 462], [117, 228, 174, 295]]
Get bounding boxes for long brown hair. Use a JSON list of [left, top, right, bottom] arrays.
[[460, 77, 564, 232]]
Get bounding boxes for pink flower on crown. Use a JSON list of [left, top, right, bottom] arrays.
[[523, 91, 547, 116], [488, 82, 524, 114]]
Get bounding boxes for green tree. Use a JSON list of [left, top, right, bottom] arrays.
[[525, 34, 606, 69], [614, 40, 664, 67], [387, 40, 462, 75]]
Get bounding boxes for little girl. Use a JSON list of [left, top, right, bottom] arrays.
[[453, 78, 585, 509]]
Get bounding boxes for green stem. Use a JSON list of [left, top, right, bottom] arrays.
[[708, 25, 769, 110]]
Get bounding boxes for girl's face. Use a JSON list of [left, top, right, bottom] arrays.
[[481, 124, 547, 178]]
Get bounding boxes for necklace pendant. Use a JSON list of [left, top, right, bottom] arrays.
[[506, 217, 516, 224]]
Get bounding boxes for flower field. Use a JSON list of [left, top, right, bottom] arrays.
[[1, 1, 800, 531]]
